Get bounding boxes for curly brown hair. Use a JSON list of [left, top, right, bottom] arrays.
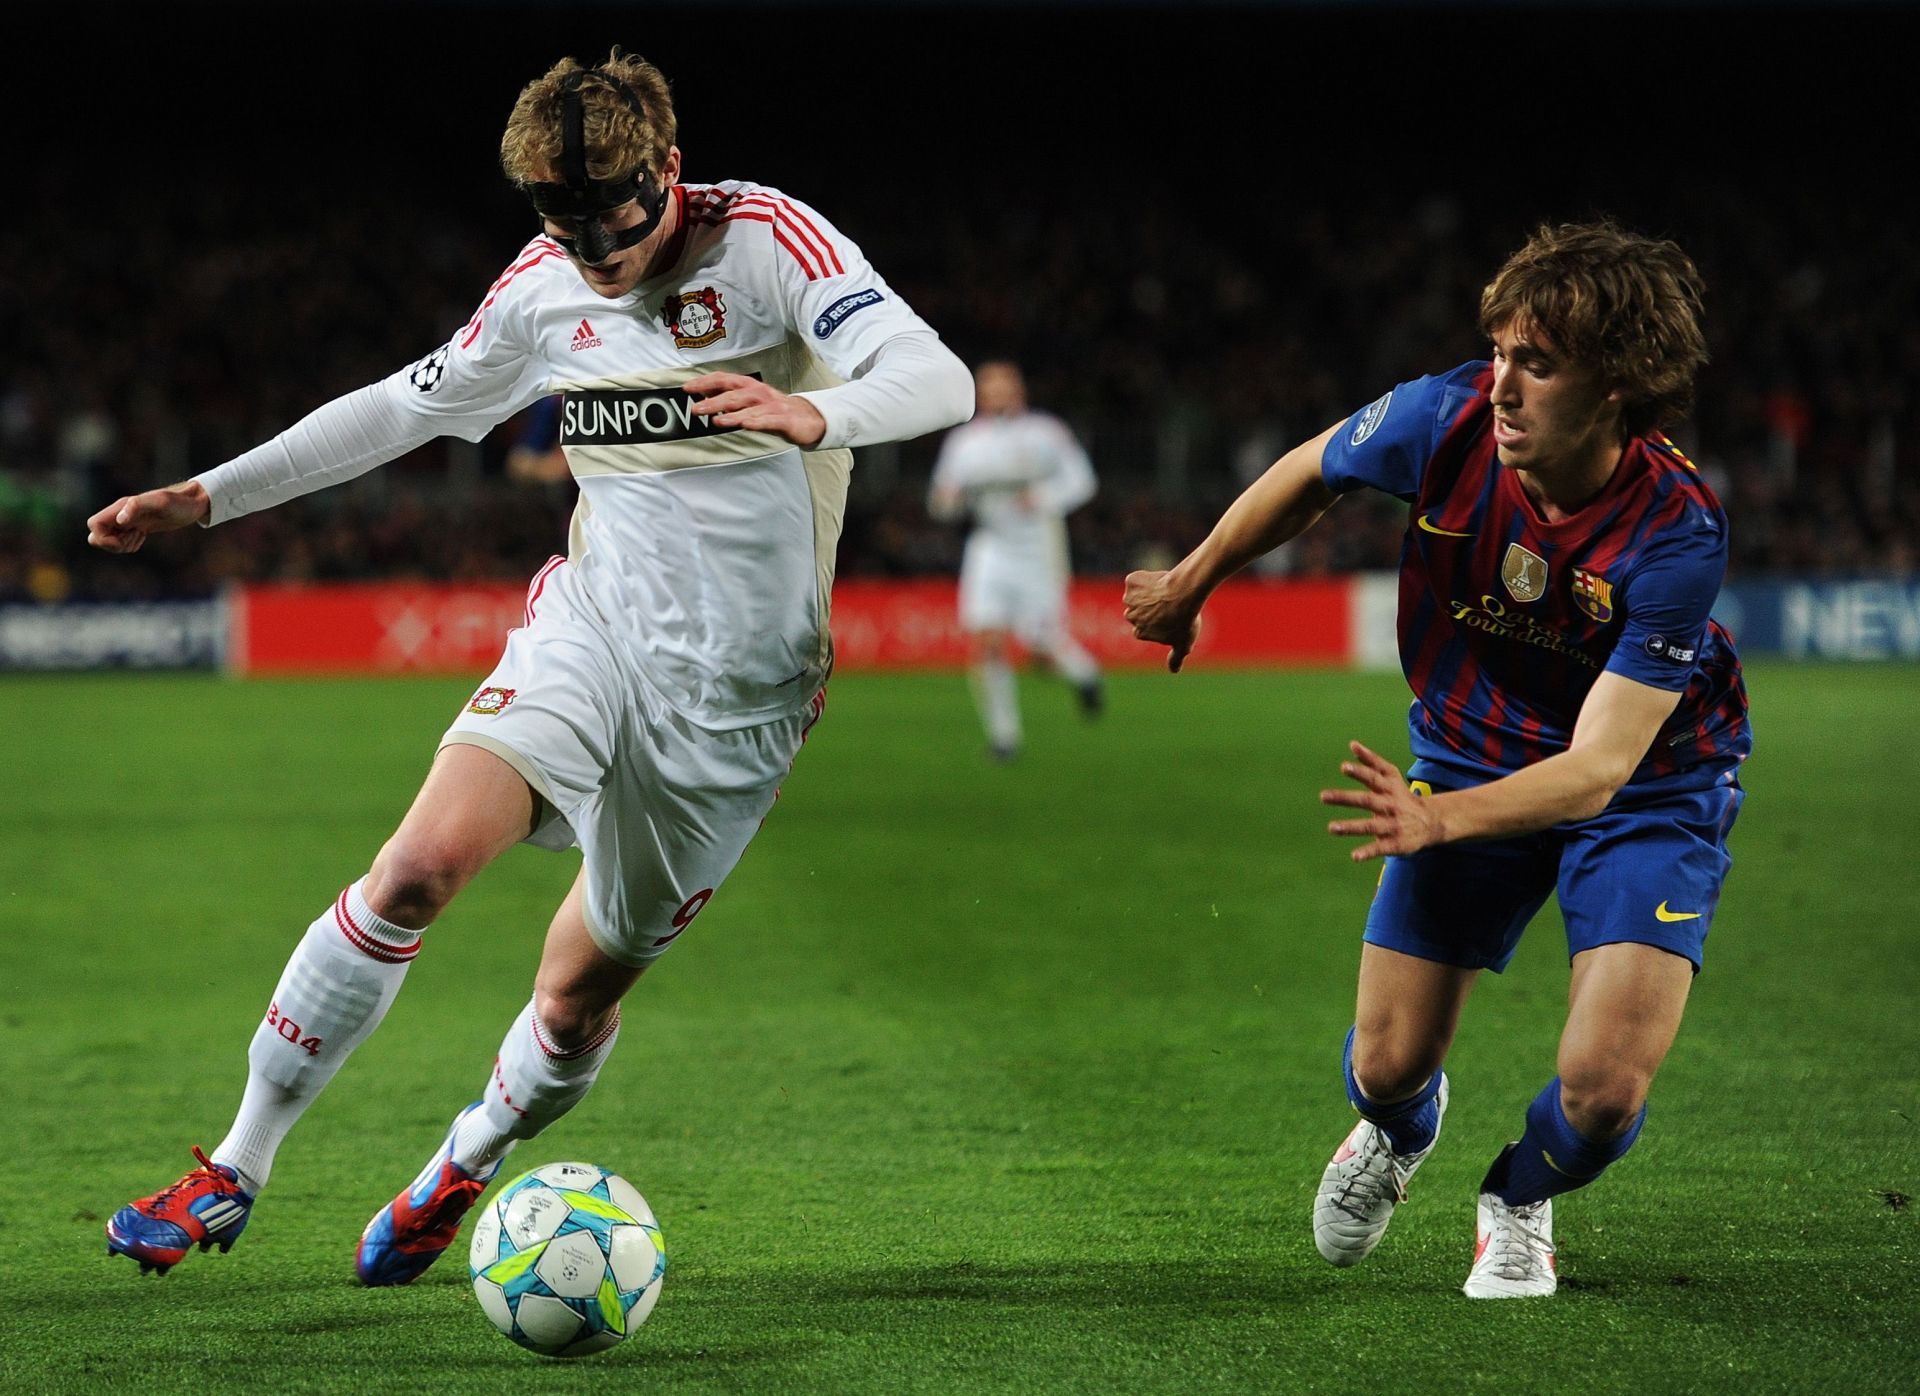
[[1479, 221, 1708, 438], [500, 49, 676, 185]]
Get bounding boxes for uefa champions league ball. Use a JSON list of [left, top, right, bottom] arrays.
[[468, 1161, 666, 1357]]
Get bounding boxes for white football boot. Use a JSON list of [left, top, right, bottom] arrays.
[[1463, 1179, 1557, 1298], [1313, 1073, 1449, 1266]]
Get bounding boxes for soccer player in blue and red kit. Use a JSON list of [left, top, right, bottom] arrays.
[[1124, 222, 1748, 1297]]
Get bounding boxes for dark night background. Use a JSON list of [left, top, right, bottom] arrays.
[[4, 2, 1915, 595]]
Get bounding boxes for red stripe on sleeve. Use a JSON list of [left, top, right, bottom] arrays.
[[767, 196, 844, 276], [732, 196, 830, 271], [732, 195, 843, 278], [771, 224, 824, 279], [459, 247, 566, 348], [695, 208, 825, 279]]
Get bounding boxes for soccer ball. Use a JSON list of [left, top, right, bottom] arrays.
[[468, 1161, 666, 1358]]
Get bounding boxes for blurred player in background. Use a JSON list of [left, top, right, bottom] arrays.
[[930, 361, 1103, 761], [1125, 223, 1748, 1298], [89, 50, 971, 1284]]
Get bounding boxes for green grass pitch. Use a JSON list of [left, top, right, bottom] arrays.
[[2, 665, 1914, 1393]]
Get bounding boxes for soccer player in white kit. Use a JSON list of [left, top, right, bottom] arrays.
[[929, 362, 1103, 760], [88, 51, 972, 1284]]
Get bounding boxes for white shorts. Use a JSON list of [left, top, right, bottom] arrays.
[[442, 558, 824, 968], [958, 541, 1068, 644]]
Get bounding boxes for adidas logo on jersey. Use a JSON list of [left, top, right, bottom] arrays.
[[570, 319, 603, 352]]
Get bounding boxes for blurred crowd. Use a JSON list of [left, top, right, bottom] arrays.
[[4, 173, 1915, 603]]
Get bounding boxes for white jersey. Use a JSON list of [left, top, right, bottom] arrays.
[[200, 181, 969, 730], [930, 410, 1096, 565]]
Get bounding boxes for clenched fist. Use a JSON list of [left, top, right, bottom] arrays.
[[1122, 569, 1203, 673], [86, 481, 211, 553]]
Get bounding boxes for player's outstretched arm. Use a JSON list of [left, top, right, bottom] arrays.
[[85, 481, 211, 553], [1124, 423, 1342, 672], [1322, 673, 1686, 861]]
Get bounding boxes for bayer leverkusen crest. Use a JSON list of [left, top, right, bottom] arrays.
[[663, 286, 727, 349], [467, 686, 516, 716], [1571, 568, 1615, 623]]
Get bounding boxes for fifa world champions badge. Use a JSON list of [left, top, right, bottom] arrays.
[[467, 686, 516, 716], [1500, 543, 1548, 604], [663, 287, 727, 349]]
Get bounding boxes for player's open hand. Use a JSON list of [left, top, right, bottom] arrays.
[[686, 372, 828, 448], [1122, 569, 1203, 672], [85, 481, 211, 553], [1321, 741, 1444, 862]]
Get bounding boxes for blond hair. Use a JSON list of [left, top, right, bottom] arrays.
[[1479, 221, 1708, 437], [500, 49, 676, 185]]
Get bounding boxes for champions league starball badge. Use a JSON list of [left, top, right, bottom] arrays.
[[408, 345, 451, 394]]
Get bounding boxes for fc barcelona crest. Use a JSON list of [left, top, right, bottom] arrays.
[[1571, 568, 1615, 623], [663, 286, 727, 349], [1501, 543, 1548, 604]]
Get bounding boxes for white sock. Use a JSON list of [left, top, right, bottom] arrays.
[[451, 999, 621, 1174], [970, 660, 1022, 749], [210, 880, 420, 1193], [1048, 634, 1100, 688]]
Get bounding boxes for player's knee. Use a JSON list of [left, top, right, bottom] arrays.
[[1557, 1063, 1650, 1140], [366, 836, 487, 926], [1350, 1035, 1442, 1104], [531, 983, 618, 1052]]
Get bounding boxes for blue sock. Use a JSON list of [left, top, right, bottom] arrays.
[[1496, 1077, 1646, 1206], [1342, 1026, 1443, 1156]]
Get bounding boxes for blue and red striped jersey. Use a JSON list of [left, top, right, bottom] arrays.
[[1321, 362, 1750, 792]]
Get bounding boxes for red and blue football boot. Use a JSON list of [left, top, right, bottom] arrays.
[[106, 1146, 255, 1275], [355, 1102, 502, 1286]]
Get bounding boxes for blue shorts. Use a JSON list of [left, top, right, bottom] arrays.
[[1362, 763, 1745, 973]]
